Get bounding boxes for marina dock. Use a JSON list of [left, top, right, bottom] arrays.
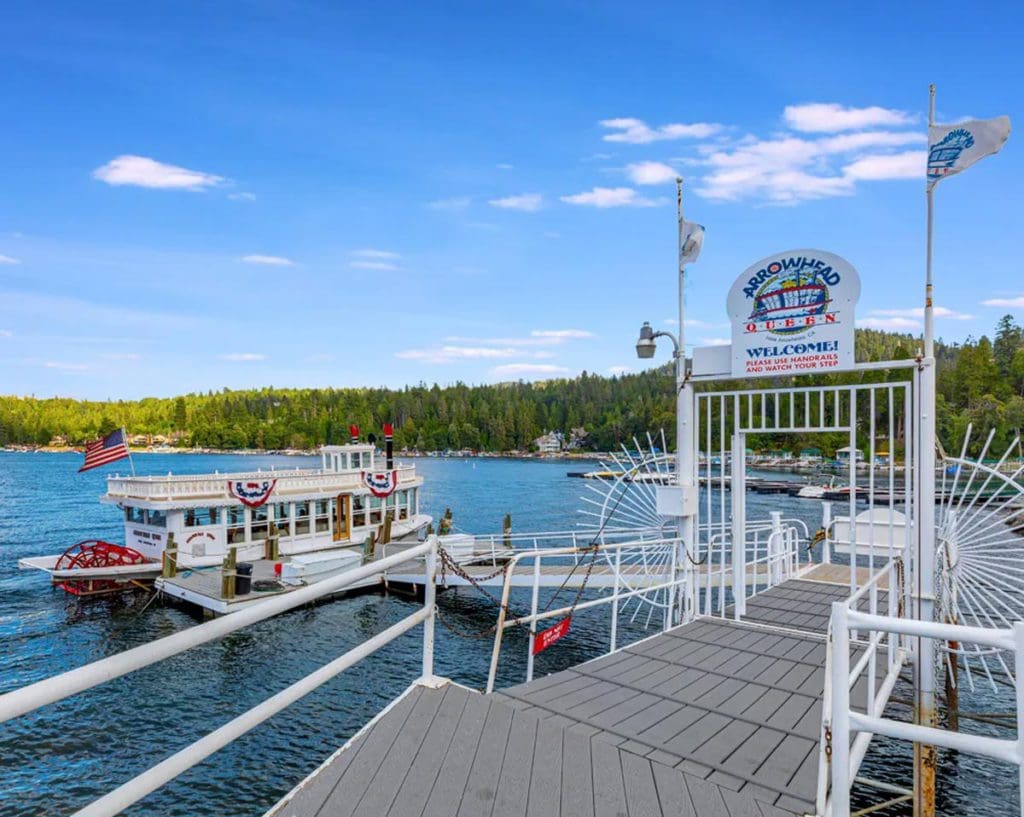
[[266, 571, 886, 817]]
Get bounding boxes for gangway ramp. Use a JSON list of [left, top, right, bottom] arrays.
[[267, 576, 886, 817]]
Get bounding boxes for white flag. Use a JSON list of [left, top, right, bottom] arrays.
[[680, 220, 705, 266], [927, 115, 1011, 189]]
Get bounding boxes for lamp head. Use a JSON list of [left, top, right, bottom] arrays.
[[635, 321, 656, 359]]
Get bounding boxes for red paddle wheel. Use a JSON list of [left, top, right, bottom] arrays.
[[53, 541, 149, 596]]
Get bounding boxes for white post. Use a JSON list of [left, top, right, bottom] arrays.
[[676, 177, 696, 624], [610, 547, 621, 649], [731, 433, 746, 617], [526, 557, 541, 681], [915, 83, 939, 817], [1015, 622, 1024, 816], [421, 536, 437, 681], [769, 511, 783, 586], [831, 602, 852, 817], [822, 501, 833, 564]]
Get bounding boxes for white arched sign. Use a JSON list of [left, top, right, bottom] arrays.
[[726, 249, 861, 378]]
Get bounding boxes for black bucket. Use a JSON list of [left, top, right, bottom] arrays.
[[236, 562, 253, 595]]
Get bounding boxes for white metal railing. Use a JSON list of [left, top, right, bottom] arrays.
[[484, 536, 688, 693], [106, 464, 419, 500], [696, 514, 807, 618], [0, 538, 440, 817], [822, 606, 1024, 817], [456, 526, 667, 567]]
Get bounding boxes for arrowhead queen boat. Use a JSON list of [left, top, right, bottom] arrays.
[[19, 426, 431, 602]]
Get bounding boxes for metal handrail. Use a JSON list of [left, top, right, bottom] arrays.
[[825, 607, 1024, 817], [0, 539, 439, 817], [484, 536, 689, 693]]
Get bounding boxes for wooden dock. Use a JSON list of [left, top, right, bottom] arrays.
[[266, 572, 887, 817]]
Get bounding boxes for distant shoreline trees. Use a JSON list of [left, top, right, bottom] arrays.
[[1, 318, 1022, 458]]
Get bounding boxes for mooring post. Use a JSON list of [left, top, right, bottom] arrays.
[[162, 533, 178, 578], [221, 546, 237, 600], [503, 513, 512, 549], [265, 522, 279, 561], [421, 536, 437, 681], [821, 501, 832, 564], [382, 512, 393, 545]]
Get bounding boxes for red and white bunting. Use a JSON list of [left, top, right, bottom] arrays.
[[228, 479, 277, 508], [362, 470, 398, 498]]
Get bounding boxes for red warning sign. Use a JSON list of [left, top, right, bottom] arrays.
[[532, 616, 571, 655]]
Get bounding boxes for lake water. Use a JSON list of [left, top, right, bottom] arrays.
[[0, 452, 1013, 815]]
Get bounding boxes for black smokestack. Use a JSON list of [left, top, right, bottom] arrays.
[[384, 423, 394, 469]]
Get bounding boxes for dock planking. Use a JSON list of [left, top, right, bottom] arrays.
[[266, 575, 886, 817]]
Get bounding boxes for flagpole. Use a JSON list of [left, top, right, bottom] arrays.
[[675, 176, 695, 625], [914, 82, 938, 817], [125, 427, 137, 477]]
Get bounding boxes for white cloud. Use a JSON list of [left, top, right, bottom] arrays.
[[241, 254, 294, 266], [608, 365, 632, 375], [982, 295, 1024, 308], [531, 329, 595, 340], [699, 337, 732, 347], [0, 254, 20, 264], [560, 187, 661, 208], [783, 103, 915, 133], [489, 193, 544, 212], [0, 329, 12, 338], [352, 248, 400, 259], [496, 163, 514, 170], [857, 317, 921, 330], [228, 192, 256, 201], [600, 118, 722, 144], [350, 260, 398, 271], [694, 128, 927, 204], [100, 352, 141, 361], [869, 306, 973, 321], [667, 318, 730, 329], [350, 248, 400, 271], [627, 161, 678, 185], [44, 361, 89, 371], [92, 155, 224, 190], [543, 231, 560, 239], [428, 196, 471, 211], [583, 152, 614, 161], [221, 353, 267, 361], [844, 151, 925, 181], [492, 363, 570, 378]]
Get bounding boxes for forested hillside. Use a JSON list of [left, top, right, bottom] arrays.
[[2, 318, 1022, 455]]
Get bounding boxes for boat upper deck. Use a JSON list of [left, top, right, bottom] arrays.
[[104, 464, 420, 503], [267, 574, 886, 817]]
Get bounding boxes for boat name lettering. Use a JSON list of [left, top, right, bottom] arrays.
[[742, 256, 841, 299], [131, 529, 162, 542], [745, 313, 837, 333], [187, 531, 216, 544]]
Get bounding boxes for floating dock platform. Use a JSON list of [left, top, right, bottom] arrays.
[[266, 570, 888, 817]]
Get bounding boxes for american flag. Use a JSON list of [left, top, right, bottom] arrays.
[[79, 428, 131, 473]]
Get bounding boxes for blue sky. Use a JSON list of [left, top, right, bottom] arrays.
[[1, 1, 1021, 400]]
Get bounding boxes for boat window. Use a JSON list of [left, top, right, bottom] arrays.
[[125, 506, 145, 524], [273, 502, 292, 537], [368, 494, 382, 525], [294, 501, 310, 536], [146, 510, 167, 528], [184, 507, 219, 527], [396, 490, 409, 521], [251, 505, 269, 540], [314, 499, 331, 533], [227, 505, 246, 545], [350, 452, 361, 469]]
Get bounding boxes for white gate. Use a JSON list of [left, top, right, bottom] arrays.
[[691, 374, 917, 621]]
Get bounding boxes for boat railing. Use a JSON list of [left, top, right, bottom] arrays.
[[484, 535, 688, 693], [106, 463, 419, 500], [822, 605, 1024, 817], [0, 538, 440, 817], [462, 526, 667, 566]]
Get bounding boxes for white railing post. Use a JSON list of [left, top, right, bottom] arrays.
[[831, 602, 852, 817], [731, 433, 746, 617], [1016, 622, 1024, 817], [421, 536, 438, 681], [526, 557, 541, 682], [610, 547, 621, 650], [822, 501, 832, 564], [769, 512, 783, 586]]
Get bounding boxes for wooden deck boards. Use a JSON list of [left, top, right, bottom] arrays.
[[267, 574, 887, 817]]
